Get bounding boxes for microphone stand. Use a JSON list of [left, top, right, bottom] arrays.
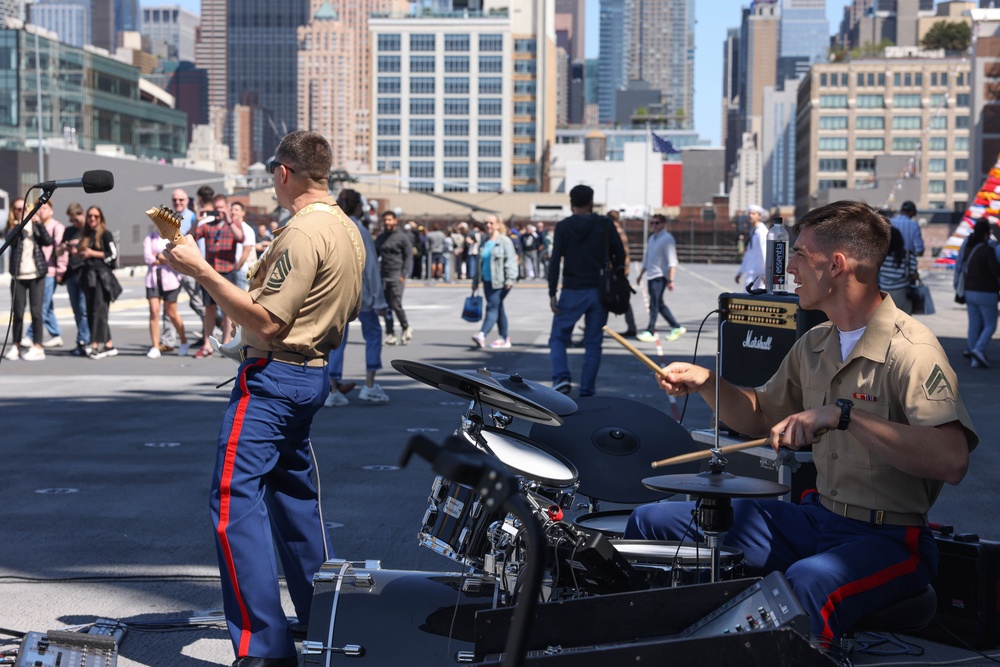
[[0, 187, 54, 261]]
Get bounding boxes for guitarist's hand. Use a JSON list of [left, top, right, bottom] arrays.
[[164, 234, 210, 279]]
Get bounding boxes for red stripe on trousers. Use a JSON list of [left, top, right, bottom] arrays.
[[818, 527, 922, 641], [217, 358, 267, 657]]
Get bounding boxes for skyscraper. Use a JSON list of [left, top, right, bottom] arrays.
[[597, 0, 625, 124], [195, 0, 226, 112], [625, 0, 695, 129], [778, 0, 827, 85], [115, 0, 139, 32], [29, 2, 90, 48], [142, 4, 199, 62]]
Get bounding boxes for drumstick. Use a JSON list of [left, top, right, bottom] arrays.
[[650, 438, 768, 468], [602, 326, 667, 377]]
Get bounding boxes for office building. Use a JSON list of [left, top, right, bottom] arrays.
[[195, 0, 225, 111], [142, 4, 198, 62], [597, 0, 625, 124], [116, 0, 138, 32], [369, 0, 557, 193], [968, 8, 1000, 195], [28, 2, 89, 48]]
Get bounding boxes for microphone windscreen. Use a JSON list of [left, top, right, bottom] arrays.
[[82, 170, 115, 194]]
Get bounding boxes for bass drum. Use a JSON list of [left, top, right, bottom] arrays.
[[305, 560, 498, 666]]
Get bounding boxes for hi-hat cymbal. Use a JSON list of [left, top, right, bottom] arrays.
[[391, 360, 563, 426], [529, 396, 702, 503], [642, 471, 790, 498]]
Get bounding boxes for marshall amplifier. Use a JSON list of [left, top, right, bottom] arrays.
[[718, 293, 827, 389]]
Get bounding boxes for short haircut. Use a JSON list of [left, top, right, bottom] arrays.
[[275, 130, 332, 185], [651, 214, 668, 225], [900, 200, 917, 215], [569, 184, 594, 208], [793, 200, 890, 279], [196, 185, 214, 204], [230, 201, 245, 210], [338, 188, 362, 216], [381, 210, 396, 221], [213, 193, 229, 205], [66, 202, 84, 217]]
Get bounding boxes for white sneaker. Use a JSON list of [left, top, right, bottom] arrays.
[[401, 326, 414, 345], [103, 346, 119, 358], [147, 346, 162, 359], [666, 326, 687, 342], [19, 337, 31, 347], [635, 331, 658, 343], [384, 333, 398, 346], [490, 337, 511, 349], [178, 343, 190, 357], [358, 383, 390, 403], [21, 346, 45, 361], [324, 391, 349, 407], [4, 346, 21, 361], [42, 336, 64, 348], [471, 331, 486, 348]]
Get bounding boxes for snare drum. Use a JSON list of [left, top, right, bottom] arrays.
[[612, 540, 744, 588], [466, 427, 579, 507], [572, 509, 634, 539], [418, 476, 502, 569]]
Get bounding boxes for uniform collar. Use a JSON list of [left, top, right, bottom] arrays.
[[812, 291, 899, 365]]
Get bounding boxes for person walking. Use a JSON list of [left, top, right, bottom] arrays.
[[374, 210, 414, 345], [956, 219, 1000, 368], [471, 215, 518, 349], [547, 185, 626, 397], [164, 131, 363, 667], [608, 210, 637, 337], [143, 230, 189, 358], [635, 214, 686, 343], [735, 204, 768, 291], [877, 227, 918, 316], [889, 200, 925, 256], [3, 198, 53, 361]]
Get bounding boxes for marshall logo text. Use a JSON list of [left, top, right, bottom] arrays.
[[743, 330, 774, 351]]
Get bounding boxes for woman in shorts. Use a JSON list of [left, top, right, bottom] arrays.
[[143, 228, 188, 358]]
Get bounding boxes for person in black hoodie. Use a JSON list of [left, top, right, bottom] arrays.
[[547, 185, 626, 397], [374, 210, 414, 345]]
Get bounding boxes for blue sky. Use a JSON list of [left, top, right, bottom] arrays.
[[150, 0, 853, 146]]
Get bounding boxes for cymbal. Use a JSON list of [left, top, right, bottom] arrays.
[[529, 396, 702, 503], [391, 360, 563, 426], [489, 371, 578, 417], [642, 471, 790, 498]]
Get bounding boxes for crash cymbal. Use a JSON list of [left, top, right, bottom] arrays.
[[391, 360, 563, 426], [529, 396, 702, 503], [489, 371, 578, 417], [642, 471, 790, 498]]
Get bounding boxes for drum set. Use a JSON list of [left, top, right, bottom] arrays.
[[303, 360, 792, 666]]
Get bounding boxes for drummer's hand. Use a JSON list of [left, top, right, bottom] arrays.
[[550, 295, 560, 315], [769, 406, 837, 452], [656, 362, 711, 398]]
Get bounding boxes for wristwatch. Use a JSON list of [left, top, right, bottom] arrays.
[[835, 398, 854, 431]]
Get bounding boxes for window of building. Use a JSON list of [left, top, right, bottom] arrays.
[[854, 137, 884, 151], [479, 162, 502, 178], [410, 34, 435, 51], [480, 77, 502, 94], [410, 98, 435, 115], [893, 94, 921, 108], [819, 116, 848, 130], [955, 179, 968, 193], [514, 39, 536, 53], [891, 137, 921, 151], [479, 141, 502, 157], [443, 140, 468, 157], [956, 116, 970, 129], [444, 119, 469, 136], [818, 158, 847, 171], [444, 183, 468, 192], [819, 137, 849, 151], [514, 60, 536, 74], [956, 93, 970, 107], [445, 56, 469, 72], [377, 55, 400, 73], [445, 35, 469, 52], [892, 116, 921, 130], [479, 98, 502, 115], [513, 101, 535, 116], [855, 116, 885, 130], [411, 181, 434, 192], [479, 34, 503, 52], [929, 116, 947, 130], [929, 158, 947, 172], [928, 180, 946, 194], [929, 137, 947, 151], [817, 179, 847, 189], [378, 76, 400, 94], [820, 73, 827, 87], [377, 119, 400, 136], [513, 163, 536, 179], [479, 55, 503, 73], [513, 143, 536, 159], [820, 95, 848, 108], [377, 34, 400, 51], [479, 119, 502, 136], [410, 56, 435, 72], [411, 77, 435, 94], [443, 161, 468, 178], [376, 140, 400, 157], [930, 93, 947, 107], [410, 119, 435, 136], [478, 182, 501, 192], [410, 161, 434, 179], [410, 140, 435, 157], [444, 98, 469, 115], [856, 72, 864, 87], [856, 94, 884, 108], [955, 158, 969, 171], [376, 160, 400, 172], [444, 77, 469, 94], [856, 158, 876, 171], [513, 122, 536, 137], [955, 136, 969, 151], [514, 79, 536, 95], [377, 97, 400, 115]]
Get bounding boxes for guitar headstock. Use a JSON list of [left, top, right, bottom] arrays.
[[145, 206, 186, 244]]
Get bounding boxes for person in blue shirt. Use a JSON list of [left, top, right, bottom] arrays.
[[889, 201, 924, 256]]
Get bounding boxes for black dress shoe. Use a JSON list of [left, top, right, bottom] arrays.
[[232, 657, 298, 667], [289, 620, 308, 638], [619, 330, 638, 338]]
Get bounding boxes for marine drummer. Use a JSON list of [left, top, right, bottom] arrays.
[[625, 200, 977, 646]]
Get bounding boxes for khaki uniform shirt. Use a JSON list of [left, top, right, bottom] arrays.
[[756, 294, 978, 517], [244, 197, 364, 357]]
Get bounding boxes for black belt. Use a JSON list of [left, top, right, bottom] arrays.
[[820, 496, 927, 527]]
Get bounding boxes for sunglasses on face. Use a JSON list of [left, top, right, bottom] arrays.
[[268, 160, 295, 175]]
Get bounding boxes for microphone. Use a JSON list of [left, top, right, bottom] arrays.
[[37, 170, 115, 194]]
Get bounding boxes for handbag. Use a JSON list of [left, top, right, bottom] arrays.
[[908, 279, 935, 315], [598, 219, 633, 315], [461, 288, 483, 322]]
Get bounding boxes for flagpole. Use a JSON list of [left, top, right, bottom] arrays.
[[643, 122, 650, 265]]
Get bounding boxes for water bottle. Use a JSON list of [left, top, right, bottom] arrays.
[[765, 218, 789, 294]]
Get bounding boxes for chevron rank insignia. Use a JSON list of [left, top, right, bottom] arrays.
[[922, 364, 955, 401], [266, 250, 292, 290]]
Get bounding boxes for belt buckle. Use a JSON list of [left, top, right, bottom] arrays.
[[874, 510, 885, 526]]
